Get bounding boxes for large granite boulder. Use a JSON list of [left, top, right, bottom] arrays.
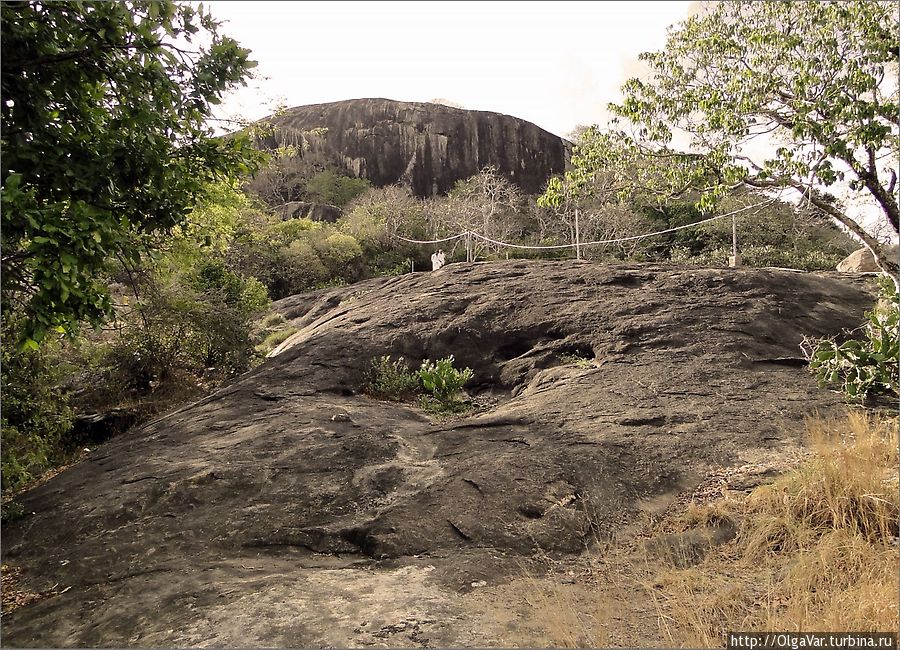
[[255, 98, 570, 197], [837, 245, 898, 273], [1, 261, 878, 647]]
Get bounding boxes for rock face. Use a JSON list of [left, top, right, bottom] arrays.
[[1, 261, 877, 647], [837, 245, 898, 273], [277, 200, 342, 222], [257, 98, 570, 197]]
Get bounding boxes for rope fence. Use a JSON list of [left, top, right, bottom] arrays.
[[394, 233, 468, 245], [395, 198, 778, 265]]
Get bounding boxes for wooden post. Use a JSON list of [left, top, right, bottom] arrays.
[[574, 207, 582, 261], [732, 215, 737, 259], [729, 215, 742, 267]]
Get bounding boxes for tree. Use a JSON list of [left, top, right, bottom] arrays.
[[305, 169, 371, 207], [243, 145, 319, 207], [339, 185, 429, 274], [1, 0, 261, 346], [551, 1, 900, 287], [434, 167, 526, 259]]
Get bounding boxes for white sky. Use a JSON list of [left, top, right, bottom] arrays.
[[205, 1, 694, 139], [202, 0, 893, 242]]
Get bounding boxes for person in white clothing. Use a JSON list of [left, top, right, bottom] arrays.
[[436, 249, 446, 269], [431, 251, 440, 271]]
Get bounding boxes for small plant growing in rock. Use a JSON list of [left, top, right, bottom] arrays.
[[558, 352, 594, 369], [255, 327, 300, 356], [803, 281, 899, 400], [365, 356, 421, 401], [259, 312, 287, 329], [417, 356, 474, 406]]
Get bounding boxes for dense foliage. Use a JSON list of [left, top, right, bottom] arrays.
[[542, 1, 899, 286], [1, 0, 260, 345], [804, 282, 899, 400], [0, 315, 73, 492]]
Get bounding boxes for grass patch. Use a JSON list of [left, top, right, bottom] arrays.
[[650, 410, 899, 645], [510, 411, 899, 647], [259, 311, 287, 329], [255, 326, 300, 356], [558, 352, 594, 369]]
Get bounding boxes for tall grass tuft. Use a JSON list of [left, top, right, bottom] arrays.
[[509, 411, 899, 647]]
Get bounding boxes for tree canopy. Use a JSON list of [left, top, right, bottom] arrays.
[[1, 0, 261, 346], [543, 0, 899, 286]]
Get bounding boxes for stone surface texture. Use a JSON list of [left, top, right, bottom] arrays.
[[258, 98, 570, 197], [2, 261, 877, 647]]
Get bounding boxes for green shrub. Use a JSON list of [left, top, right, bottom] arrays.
[[559, 352, 594, 369], [669, 244, 845, 271], [191, 259, 269, 315], [365, 356, 421, 401], [1, 315, 73, 493], [111, 269, 266, 389], [315, 232, 364, 280], [379, 259, 413, 277], [418, 355, 473, 405], [803, 281, 899, 400], [268, 218, 321, 246], [305, 169, 371, 207], [273, 239, 329, 297]]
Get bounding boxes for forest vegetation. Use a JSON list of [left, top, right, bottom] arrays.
[[2, 0, 896, 499], [1, 1, 898, 645]]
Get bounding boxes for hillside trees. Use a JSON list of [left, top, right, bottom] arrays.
[[431, 167, 529, 259], [1, 0, 261, 345], [340, 185, 430, 274], [244, 150, 372, 209], [0, 0, 262, 496], [545, 0, 900, 286]]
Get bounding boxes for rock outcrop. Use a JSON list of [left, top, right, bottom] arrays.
[[837, 245, 898, 273], [277, 200, 342, 222], [256, 98, 570, 197], [1, 261, 878, 647]]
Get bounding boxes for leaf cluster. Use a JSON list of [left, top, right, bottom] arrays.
[[803, 281, 899, 399], [365, 354, 474, 408], [1, 0, 262, 345]]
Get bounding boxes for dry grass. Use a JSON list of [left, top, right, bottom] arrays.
[[1, 564, 70, 617], [519, 570, 597, 648], [513, 411, 899, 648], [651, 410, 899, 646]]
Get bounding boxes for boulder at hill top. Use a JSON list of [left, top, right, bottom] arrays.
[[1, 261, 877, 647], [837, 245, 899, 273], [255, 98, 570, 197]]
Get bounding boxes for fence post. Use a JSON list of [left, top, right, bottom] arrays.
[[729, 215, 742, 267], [574, 207, 582, 261], [466, 231, 472, 263]]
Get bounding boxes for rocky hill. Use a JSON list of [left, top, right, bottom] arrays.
[[255, 98, 570, 197], [1, 261, 877, 647]]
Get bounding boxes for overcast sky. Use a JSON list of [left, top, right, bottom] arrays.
[[205, 1, 694, 139]]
